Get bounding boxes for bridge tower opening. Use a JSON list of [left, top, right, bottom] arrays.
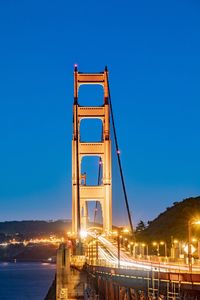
[[72, 66, 112, 236]]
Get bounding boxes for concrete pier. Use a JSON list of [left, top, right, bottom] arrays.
[[51, 243, 94, 300], [56, 244, 70, 299]]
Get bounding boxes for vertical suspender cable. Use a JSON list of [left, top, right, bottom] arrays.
[[94, 158, 102, 223], [94, 130, 103, 224], [106, 75, 135, 239]]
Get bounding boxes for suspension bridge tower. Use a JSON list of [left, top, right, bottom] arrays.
[[72, 66, 112, 236]]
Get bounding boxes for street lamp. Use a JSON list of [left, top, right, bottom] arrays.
[[188, 219, 200, 272], [117, 231, 121, 268], [145, 244, 149, 257], [93, 234, 99, 265], [173, 239, 179, 259], [80, 230, 88, 239], [134, 243, 138, 258], [122, 228, 129, 234], [128, 242, 134, 255], [141, 243, 146, 257], [152, 242, 160, 256], [160, 241, 167, 257]]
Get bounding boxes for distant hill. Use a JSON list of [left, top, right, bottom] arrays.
[[1, 196, 200, 243], [136, 196, 200, 243], [0, 220, 72, 261], [0, 220, 71, 236]]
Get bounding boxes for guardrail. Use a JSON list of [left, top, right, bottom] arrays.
[[85, 257, 200, 275]]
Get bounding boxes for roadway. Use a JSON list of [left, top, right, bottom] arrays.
[[88, 233, 200, 274]]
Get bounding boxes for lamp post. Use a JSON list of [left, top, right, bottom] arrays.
[[117, 232, 120, 268], [146, 244, 149, 257], [188, 219, 200, 273], [152, 242, 160, 256], [89, 241, 92, 263], [188, 220, 192, 273], [129, 242, 134, 255], [96, 238, 98, 264], [160, 241, 167, 257], [134, 243, 138, 258], [173, 239, 179, 258], [141, 243, 145, 257], [124, 238, 128, 249], [91, 241, 94, 265]]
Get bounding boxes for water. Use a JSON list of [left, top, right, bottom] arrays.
[[0, 262, 55, 300]]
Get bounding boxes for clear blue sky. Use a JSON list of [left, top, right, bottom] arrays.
[[0, 0, 200, 225]]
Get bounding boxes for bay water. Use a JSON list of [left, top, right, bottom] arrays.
[[0, 262, 55, 300]]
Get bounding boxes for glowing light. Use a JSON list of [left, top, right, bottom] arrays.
[[112, 231, 118, 235], [192, 220, 200, 225], [0, 243, 8, 247], [80, 230, 88, 239], [184, 244, 196, 254], [1, 236, 64, 247], [122, 228, 129, 233], [117, 150, 121, 154]]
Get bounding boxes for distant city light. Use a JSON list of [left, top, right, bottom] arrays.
[[0, 236, 65, 247], [0, 242, 8, 247]]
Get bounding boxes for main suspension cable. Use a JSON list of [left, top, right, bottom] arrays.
[[106, 74, 135, 239]]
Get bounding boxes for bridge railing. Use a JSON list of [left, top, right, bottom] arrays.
[[85, 257, 200, 274], [71, 255, 86, 269]]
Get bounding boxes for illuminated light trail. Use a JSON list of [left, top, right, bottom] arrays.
[[98, 246, 152, 270], [88, 233, 200, 273]]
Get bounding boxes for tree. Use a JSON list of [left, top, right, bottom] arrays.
[[136, 220, 146, 232]]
